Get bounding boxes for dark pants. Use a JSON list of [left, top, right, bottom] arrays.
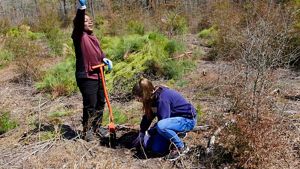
[[76, 78, 105, 131]]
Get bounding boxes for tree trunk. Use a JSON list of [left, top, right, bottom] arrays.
[[90, 0, 95, 20], [62, 0, 68, 26], [63, 0, 67, 16], [34, 0, 40, 16], [74, 0, 77, 13]]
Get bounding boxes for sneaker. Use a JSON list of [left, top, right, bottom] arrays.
[[95, 126, 110, 138], [178, 132, 187, 139], [84, 129, 95, 142], [166, 146, 190, 161]]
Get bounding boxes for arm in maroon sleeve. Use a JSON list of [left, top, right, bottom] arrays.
[[71, 9, 85, 40]]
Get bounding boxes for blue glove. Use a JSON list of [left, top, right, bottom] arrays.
[[103, 58, 113, 72], [78, 0, 86, 6]]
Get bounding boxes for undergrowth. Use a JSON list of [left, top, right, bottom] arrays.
[[102, 108, 128, 125], [0, 112, 17, 135], [36, 31, 194, 98], [35, 56, 77, 98]]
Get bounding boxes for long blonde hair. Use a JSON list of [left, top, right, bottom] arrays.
[[132, 78, 155, 120]]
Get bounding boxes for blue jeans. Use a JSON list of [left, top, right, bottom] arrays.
[[156, 117, 196, 149]]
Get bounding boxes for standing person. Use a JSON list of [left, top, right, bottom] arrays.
[[72, 0, 113, 141], [132, 78, 197, 161]]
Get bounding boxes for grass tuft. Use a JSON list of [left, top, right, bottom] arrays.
[[0, 112, 17, 135]]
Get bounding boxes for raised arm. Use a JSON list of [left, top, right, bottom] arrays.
[[71, 0, 87, 39]]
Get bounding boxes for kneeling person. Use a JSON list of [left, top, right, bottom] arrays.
[[132, 78, 197, 160]]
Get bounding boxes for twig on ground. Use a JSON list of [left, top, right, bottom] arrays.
[[77, 139, 99, 167], [206, 119, 236, 154], [1, 139, 54, 168]]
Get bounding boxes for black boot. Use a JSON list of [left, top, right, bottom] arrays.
[[93, 111, 109, 138], [84, 127, 95, 142], [95, 126, 109, 138], [82, 120, 95, 142]]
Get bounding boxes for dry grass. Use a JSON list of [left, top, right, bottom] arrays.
[[1, 58, 299, 168], [201, 63, 300, 168]]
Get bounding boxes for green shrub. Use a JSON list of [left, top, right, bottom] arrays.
[[36, 56, 77, 97], [164, 40, 184, 56], [48, 110, 70, 118], [102, 108, 128, 125], [162, 59, 195, 80], [93, 20, 105, 41], [45, 28, 67, 56], [5, 26, 44, 59], [0, 112, 17, 135], [198, 26, 216, 38], [192, 48, 205, 59], [175, 80, 188, 88], [103, 34, 149, 61], [6, 27, 22, 37], [0, 49, 14, 68], [196, 105, 204, 122], [6, 36, 41, 58], [148, 32, 167, 41], [164, 12, 188, 35], [4, 26, 45, 83], [40, 131, 56, 141], [127, 20, 145, 35], [102, 32, 190, 96], [0, 18, 11, 34], [94, 15, 105, 29], [103, 32, 169, 95], [198, 26, 219, 46], [19, 25, 44, 40]]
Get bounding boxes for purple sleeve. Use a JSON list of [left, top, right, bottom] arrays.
[[140, 115, 153, 133], [157, 100, 171, 120]]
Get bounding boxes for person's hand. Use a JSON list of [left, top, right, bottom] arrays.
[[143, 131, 150, 147], [132, 132, 145, 147], [103, 58, 113, 72], [78, 0, 86, 6]]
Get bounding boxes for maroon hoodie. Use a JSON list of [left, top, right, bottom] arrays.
[[71, 8, 105, 80]]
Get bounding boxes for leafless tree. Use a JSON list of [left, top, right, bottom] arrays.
[[34, 0, 40, 16]]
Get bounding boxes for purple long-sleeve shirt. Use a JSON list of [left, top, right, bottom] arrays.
[[71, 8, 105, 80], [140, 87, 197, 133]]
